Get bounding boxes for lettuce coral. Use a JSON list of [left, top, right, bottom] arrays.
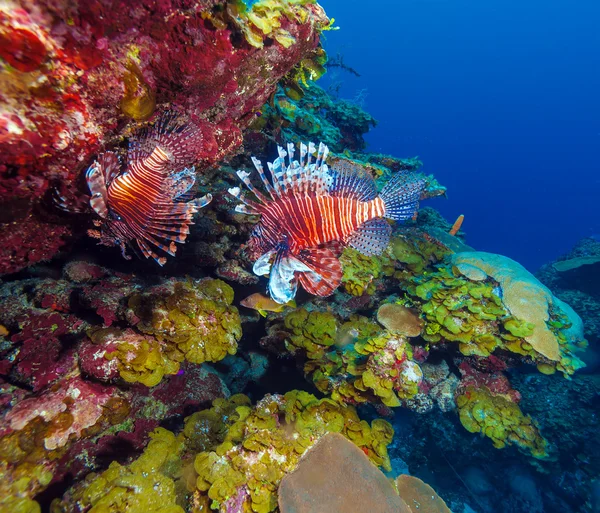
[[407, 253, 586, 376], [276, 308, 422, 408], [228, 0, 328, 49], [88, 328, 181, 387], [128, 278, 242, 365], [51, 427, 184, 513], [339, 247, 394, 296], [451, 252, 587, 375], [188, 391, 393, 513], [456, 385, 548, 459]]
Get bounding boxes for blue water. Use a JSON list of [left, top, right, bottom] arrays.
[[320, 0, 600, 271]]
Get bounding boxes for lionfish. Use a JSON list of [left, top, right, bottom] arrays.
[[229, 142, 426, 303], [76, 113, 211, 265]]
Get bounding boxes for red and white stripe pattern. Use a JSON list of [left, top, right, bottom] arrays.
[[86, 113, 211, 265], [230, 141, 421, 301]]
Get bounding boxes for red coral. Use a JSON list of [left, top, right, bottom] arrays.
[[0, 25, 47, 72], [9, 311, 85, 391], [0, 0, 328, 274], [0, 215, 72, 275], [457, 359, 521, 403]]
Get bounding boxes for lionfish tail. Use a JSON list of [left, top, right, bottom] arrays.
[[379, 172, 427, 222], [252, 245, 341, 304]]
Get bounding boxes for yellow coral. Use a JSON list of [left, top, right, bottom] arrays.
[[128, 278, 242, 365], [187, 391, 393, 512], [453, 252, 558, 360], [90, 328, 180, 387], [283, 308, 337, 359], [120, 60, 156, 120], [339, 246, 393, 296], [456, 386, 547, 458], [51, 428, 184, 513], [228, 0, 329, 49]]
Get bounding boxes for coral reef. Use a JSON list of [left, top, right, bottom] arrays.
[[52, 427, 184, 513], [537, 237, 600, 348], [406, 252, 587, 376], [128, 278, 242, 365], [53, 391, 393, 513], [0, 0, 331, 275], [268, 308, 423, 408], [256, 84, 376, 152], [456, 384, 548, 458], [0, 3, 593, 510]]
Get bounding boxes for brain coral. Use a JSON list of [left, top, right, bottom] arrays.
[[452, 252, 586, 369]]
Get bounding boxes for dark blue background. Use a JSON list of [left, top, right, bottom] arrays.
[[319, 0, 600, 270]]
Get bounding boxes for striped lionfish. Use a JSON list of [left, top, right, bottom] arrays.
[[229, 142, 426, 303], [83, 113, 212, 265]]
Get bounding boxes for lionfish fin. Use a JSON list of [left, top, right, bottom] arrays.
[[268, 142, 332, 198], [228, 186, 261, 214], [128, 112, 203, 170], [379, 173, 426, 222], [297, 247, 342, 297], [164, 167, 196, 200], [86, 152, 120, 218], [251, 156, 277, 200], [329, 160, 377, 202], [347, 218, 391, 256], [235, 170, 269, 204], [267, 248, 315, 304]]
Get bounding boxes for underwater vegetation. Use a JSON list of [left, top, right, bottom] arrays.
[[0, 1, 597, 513]]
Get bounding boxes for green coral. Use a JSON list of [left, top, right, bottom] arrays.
[[283, 308, 337, 359], [256, 85, 376, 152], [187, 391, 393, 513], [128, 278, 242, 365], [391, 234, 450, 279], [456, 386, 548, 459], [90, 328, 181, 387], [278, 309, 422, 408], [407, 253, 586, 376], [451, 252, 586, 376], [227, 0, 325, 49], [51, 428, 184, 513], [408, 265, 509, 356], [339, 246, 394, 296]]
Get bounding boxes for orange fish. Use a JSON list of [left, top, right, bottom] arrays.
[[240, 292, 296, 316], [84, 113, 211, 265], [229, 142, 425, 303]]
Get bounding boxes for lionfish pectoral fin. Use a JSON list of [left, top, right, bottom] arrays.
[[86, 154, 114, 218], [263, 248, 313, 304], [166, 167, 197, 200], [193, 193, 212, 209], [253, 250, 276, 276], [296, 247, 342, 298], [379, 172, 427, 222], [347, 218, 392, 256]]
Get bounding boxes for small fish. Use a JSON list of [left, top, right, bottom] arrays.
[[240, 292, 296, 317], [85, 112, 212, 265], [229, 142, 426, 303]]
